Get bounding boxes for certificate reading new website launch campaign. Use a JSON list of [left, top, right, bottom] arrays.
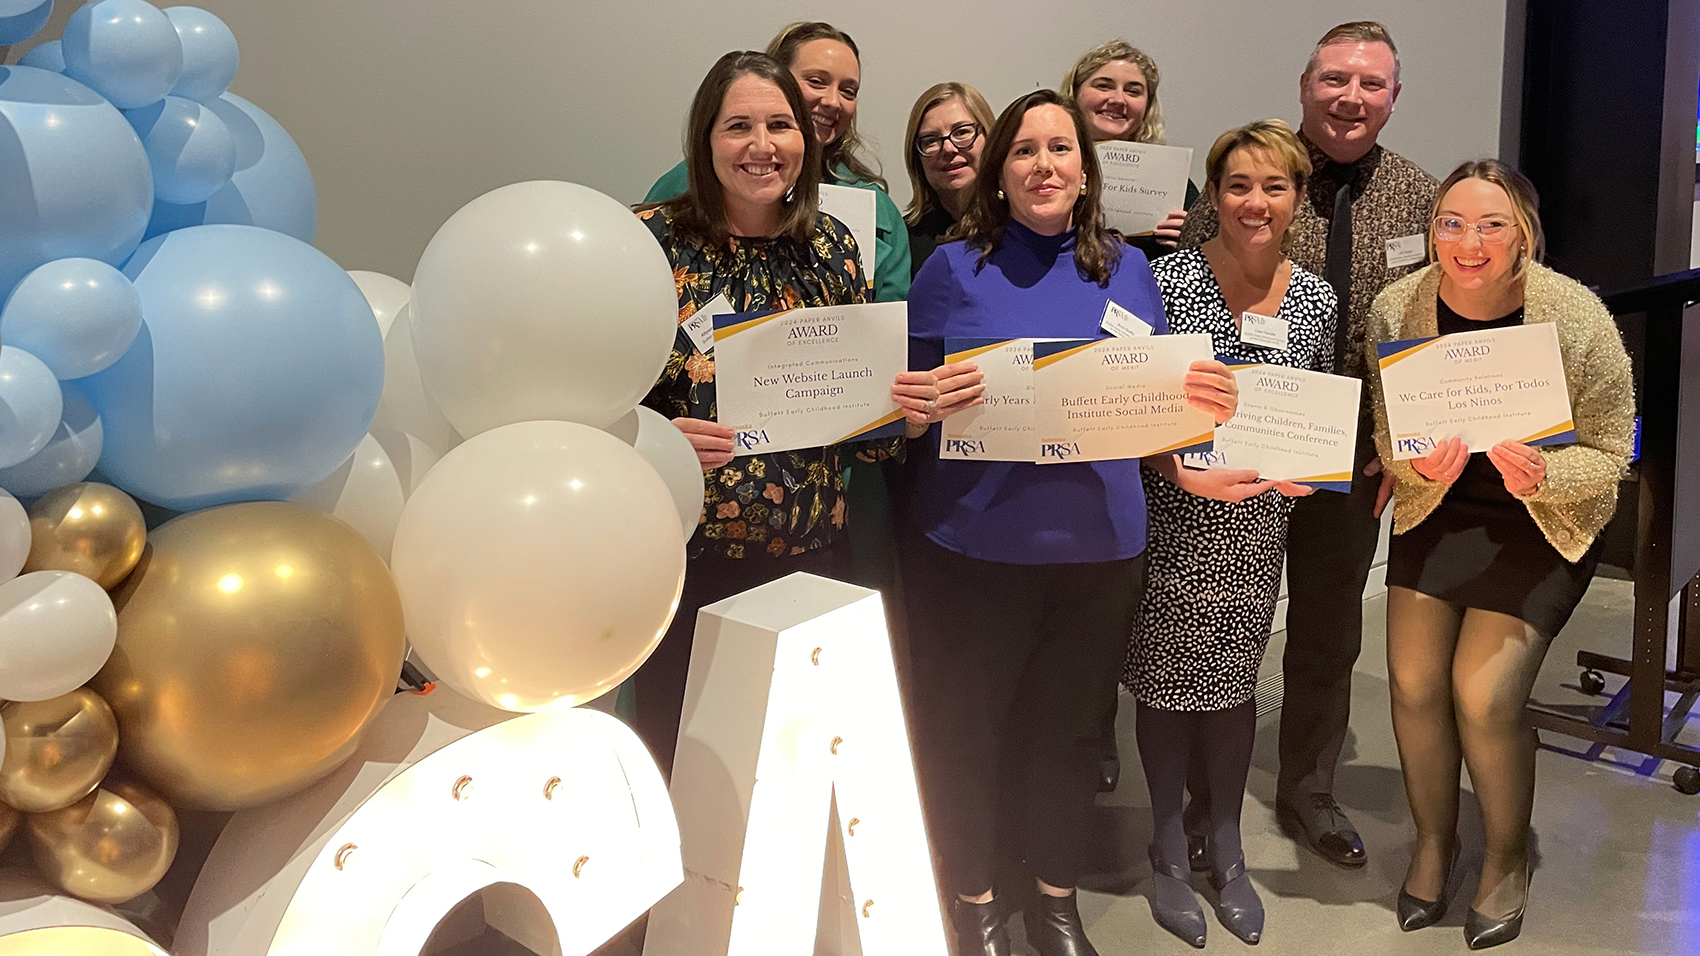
[[1376, 322, 1575, 461], [1096, 141, 1194, 236], [1033, 334, 1215, 463], [1182, 362, 1362, 491], [711, 302, 908, 455]]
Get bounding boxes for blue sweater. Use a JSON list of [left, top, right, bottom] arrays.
[[907, 220, 1168, 565]]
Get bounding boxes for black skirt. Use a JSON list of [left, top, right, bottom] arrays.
[[1386, 456, 1599, 637]]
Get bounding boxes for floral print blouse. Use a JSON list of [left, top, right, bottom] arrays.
[[638, 205, 899, 561]]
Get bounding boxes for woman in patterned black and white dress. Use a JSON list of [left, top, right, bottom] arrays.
[[1126, 120, 1338, 949]]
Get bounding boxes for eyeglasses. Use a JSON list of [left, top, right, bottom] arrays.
[[915, 122, 982, 158], [1432, 215, 1520, 244]]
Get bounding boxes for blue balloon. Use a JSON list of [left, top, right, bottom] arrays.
[[0, 67, 153, 302], [126, 94, 234, 204], [62, 0, 183, 110], [164, 6, 237, 103], [18, 39, 65, 73], [81, 225, 382, 511], [0, 380, 102, 497], [145, 92, 315, 243], [0, 345, 62, 468], [0, 0, 51, 46], [1, 257, 143, 379]]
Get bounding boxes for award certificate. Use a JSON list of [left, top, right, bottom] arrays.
[[819, 183, 878, 278], [1096, 142, 1193, 236], [939, 338, 1043, 461], [1376, 322, 1575, 461], [1033, 334, 1215, 463], [712, 302, 908, 455], [1182, 362, 1362, 491]]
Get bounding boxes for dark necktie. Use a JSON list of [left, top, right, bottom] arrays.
[[1323, 180, 1353, 374]]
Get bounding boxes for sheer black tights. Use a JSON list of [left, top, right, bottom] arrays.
[[1386, 586, 1549, 919], [1137, 699, 1257, 872]]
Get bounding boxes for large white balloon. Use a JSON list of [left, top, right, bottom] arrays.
[[371, 304, 459, 457], [291, 433, 406, 561], [605, 406, 704, 542], [0, 571, 119, 701], [0, 489, 27, 582], [409, 181, 676, 436], [346, 270, 410, 338], [390, 421, 685, 712]]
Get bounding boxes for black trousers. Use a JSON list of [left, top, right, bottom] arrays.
[[632, 546, 844, 778], [1276, 430, 1383, 798], [904, 535, 1147, 895]]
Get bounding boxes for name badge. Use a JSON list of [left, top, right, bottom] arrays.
[[682, 293, 735, 355], [1100, 300, 1153, 337], [1240, 311, 1290, 350], [1385, 233, 1427, 269]]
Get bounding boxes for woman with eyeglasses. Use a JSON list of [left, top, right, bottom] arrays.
[[902, 82, 996, 277], [1366, 159, 1633, 949]]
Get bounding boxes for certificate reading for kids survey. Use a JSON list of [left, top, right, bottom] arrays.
[[1376, 322, 1575, 461], [1033, 334, 1216, 463], [1096, 141, 1194, 237], [711, 302, 908, 455], [1182, 362, 1362, 491]]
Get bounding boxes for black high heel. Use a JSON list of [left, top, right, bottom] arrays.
[[1023, 891, 1099, 956], [1146, 846, 1207, 949], [1397, 842, 1459, 932], [1207, 856, 1264, 945], [951, 897, 1010, 956], [1465, 866, 1531, 950]]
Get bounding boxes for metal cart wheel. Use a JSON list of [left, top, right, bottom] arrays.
[[1579, 669, 1607, 696], [1674, 766, 1700, 796]]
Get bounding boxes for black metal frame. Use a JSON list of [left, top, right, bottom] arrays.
[[1527, 269, 1700, 767]]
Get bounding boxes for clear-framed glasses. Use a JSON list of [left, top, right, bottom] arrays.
[[1432, 215, 1520, 244], [915, 122, 982, 158]]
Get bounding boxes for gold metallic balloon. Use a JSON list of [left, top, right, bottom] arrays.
[[0, 799, 18, 854], [25, 778, 179, 904], [93, 502, 405, 810], [23, 483, 147, 590], [0, 689, 120, 812]]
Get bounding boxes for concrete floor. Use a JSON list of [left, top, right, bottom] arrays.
[[1059, 577, 1700, 956]]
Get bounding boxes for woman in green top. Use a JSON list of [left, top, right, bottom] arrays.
[[645, 21, 911, 304]]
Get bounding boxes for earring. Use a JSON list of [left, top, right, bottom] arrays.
[[996, 189, 1005, 201], [783, 184, 795, 203], [1080, 181, 1088, 194]]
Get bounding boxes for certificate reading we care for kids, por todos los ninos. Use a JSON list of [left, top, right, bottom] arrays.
[[1376, 321, 1576, 461], [711, 302, 909, 455]]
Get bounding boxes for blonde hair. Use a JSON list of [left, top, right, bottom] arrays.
[[1305, 20, 1401, 82], [1203, 120, 1311, 245], [767, 21, 887, 191], [1061, 40, 1167, 145], [1430, 159, 1545, 279], [901, 82, 996, 226]]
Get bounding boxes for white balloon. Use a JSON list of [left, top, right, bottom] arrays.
[[346, 270, 410, 338], [410, 181, 676, 437], [0, 570, 119, 702], [369, 425, 440, 496], [390, 421, 685, 712], [606, 406, 704, 542], [0, 488, 28, 582], [371, 304, 460, 457], [291, 433, 406, 561]]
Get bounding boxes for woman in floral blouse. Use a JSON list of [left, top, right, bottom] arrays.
[[631, 50, 943, 775]]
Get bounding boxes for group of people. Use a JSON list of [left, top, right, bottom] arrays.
[[625, 19, 1636, 955]]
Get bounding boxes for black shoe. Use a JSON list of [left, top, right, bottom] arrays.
[[1099, 751, 1120, 793], [1207, 857, 1264, 945], [1024, 891, 1099, 956], [1464, 868, 1530, 950], [1183, 802, 1209, 872], [952, 897, 1011, 956], [1397, 842, 1459, 932], [1276, 793, 1367, 869], [1147, 846, 1207, 949]]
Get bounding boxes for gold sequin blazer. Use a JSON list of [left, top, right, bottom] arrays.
[[1366, 263, 1635, 562]]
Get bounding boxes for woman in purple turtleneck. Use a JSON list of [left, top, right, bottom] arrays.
[[902, 89, 1239, 956]]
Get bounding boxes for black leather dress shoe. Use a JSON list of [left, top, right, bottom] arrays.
[[952, 897, 1010, 956], [1099, 751, 1120, 793], [1184, 812, 1209, 873], [1276, 793, 1367, 869], [1207, 857, 1264, 945], [1024, 892, 1100, 956], [1397, 843, 1458, 931], [1464, 868, 1529, 949]]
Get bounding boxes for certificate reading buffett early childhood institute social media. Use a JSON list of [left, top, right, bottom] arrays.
[[1376, 322, 1575, 461], [711, 302, 908, 455], [1182, 361, 1362, 491], [1033, 334, 1216, 463]]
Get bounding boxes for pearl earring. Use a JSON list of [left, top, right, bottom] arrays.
[[1080, 181, 1088, 194], [996, 188, 1005, 201]]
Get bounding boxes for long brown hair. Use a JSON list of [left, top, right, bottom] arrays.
[[954, 89, 1123, 286], [901, 82, 996, 226], [643, 51, 822, 246], [767, 21, 888, 191]]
